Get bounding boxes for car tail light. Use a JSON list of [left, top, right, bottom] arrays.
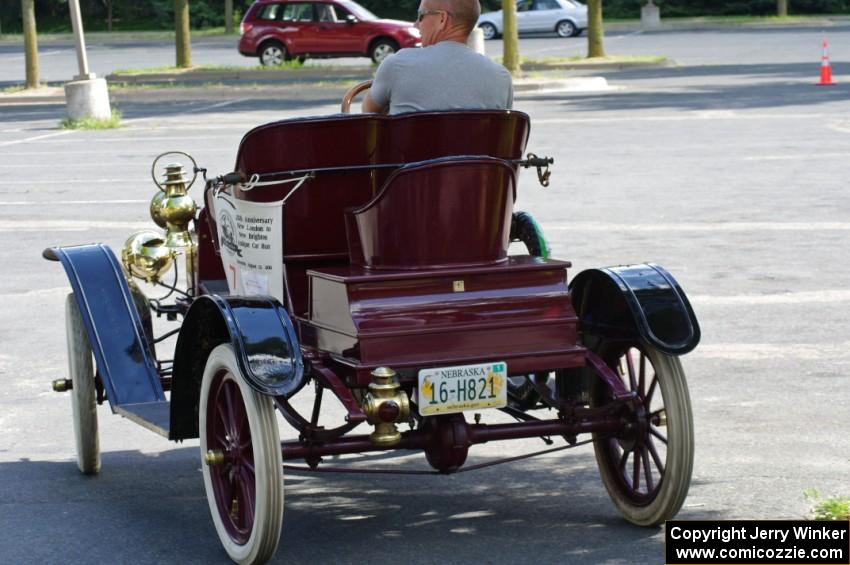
[[240, 22, 252, 35]]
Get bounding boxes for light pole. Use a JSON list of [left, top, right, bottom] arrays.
[[64, 0, 112, 120]]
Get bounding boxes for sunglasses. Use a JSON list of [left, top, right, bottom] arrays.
[[416, 8, 451, 23]]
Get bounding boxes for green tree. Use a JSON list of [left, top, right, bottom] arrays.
[[587, 0, 604, 58], [22, 0, 39, 88], [502, 0, 520, 75], [175, 0, 191, 67]]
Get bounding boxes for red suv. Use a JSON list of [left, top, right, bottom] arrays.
[[239, 0, 422, 65]]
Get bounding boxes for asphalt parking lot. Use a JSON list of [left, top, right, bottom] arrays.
[[1, 24, 849, 564]]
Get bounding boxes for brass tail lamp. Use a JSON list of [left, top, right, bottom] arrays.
[[362, 367, 410, 446], [121, 153, 198, 291]]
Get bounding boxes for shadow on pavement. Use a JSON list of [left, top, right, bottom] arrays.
[[0, 445, 726, 564], [535, 62, 850, 112]]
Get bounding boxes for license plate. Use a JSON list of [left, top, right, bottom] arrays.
[[418, 361, 507, 416]]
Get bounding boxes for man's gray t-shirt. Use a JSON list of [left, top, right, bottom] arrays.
[[369, 41, 513, 115]]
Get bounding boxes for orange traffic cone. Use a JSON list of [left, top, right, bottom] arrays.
[[818, 33, 836, 85]]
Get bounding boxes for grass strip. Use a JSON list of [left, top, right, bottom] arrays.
[[804, 489, 850, 520], [60, 109, 122, 130]]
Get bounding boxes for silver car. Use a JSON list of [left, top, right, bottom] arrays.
[[477, 0, 587, 39]]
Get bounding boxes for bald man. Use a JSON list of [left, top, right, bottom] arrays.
[[362, 0, 513, 115]]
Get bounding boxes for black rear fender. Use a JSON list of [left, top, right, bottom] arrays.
[[569, 263, 700, 356]]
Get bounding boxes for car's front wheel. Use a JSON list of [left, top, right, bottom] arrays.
[[65, 294, 100, 475], [369, 39, 398, 64], [259, 40, 288, 66], [200, 344, 284, 564], [556, 19, 579, 38], [479, 22, 498, 40]]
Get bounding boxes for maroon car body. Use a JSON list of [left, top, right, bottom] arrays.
[[49, 106, 701, 564], [238, 0, 421, 64]]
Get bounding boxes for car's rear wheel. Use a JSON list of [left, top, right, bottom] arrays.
[[480, 22, 498, 40], [506, 212, 550, 410], [201, 344, 284, 564], [591, 343, 694, 526], [370, 39, 398, 64], [556, 19, 578, 38], [259, 41, 288, 66]]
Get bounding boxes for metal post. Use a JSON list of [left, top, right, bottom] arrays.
[[68, 0, 94, 79]]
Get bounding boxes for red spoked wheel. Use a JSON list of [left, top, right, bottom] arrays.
[[591, 344, 693, 526], [200, 344, 284, 564]]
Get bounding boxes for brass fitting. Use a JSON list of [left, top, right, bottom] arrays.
[[362, 367, 410, 447], [656, 409, 668, 428], [52, 379, 72, 392], [204, 450, 225, 466]]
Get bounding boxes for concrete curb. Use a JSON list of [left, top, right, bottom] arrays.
[[521, 59, 675, 72], [105, 68, 374, 84], [100, 58, 670, 86], [0, 74, 613, 105], [515, 76, 610, 92], [0, 86, 66, 105]]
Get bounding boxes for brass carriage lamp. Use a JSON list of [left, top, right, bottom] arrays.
[[362, 367, 410, 447], [152, 163, 197, 247], [149, 162, 198, 292], [121, 231, 174, 283]]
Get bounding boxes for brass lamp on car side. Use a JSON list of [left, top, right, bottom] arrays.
[[121, 231, 174, 283], [149, 162, 198, 292]]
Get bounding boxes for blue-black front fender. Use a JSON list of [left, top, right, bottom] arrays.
[[170, 294, 305, 441], [569, 263, 700, 355], [45, 244, 164, 409]]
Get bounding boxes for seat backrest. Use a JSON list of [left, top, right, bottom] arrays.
[[346, 157, 516, 270], [218, 111, 530, 313]]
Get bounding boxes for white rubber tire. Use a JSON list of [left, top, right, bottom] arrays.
[[593, 345, 694, 526], [66, 293, 100, 475], [200, 344, 284, 565]]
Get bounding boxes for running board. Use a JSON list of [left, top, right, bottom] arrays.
[[115, 401, 170, 438]]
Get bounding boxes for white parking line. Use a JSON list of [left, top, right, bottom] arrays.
[[535, 112, 829, 124], [0, 149, 234, 156], [0, 163, 140, 169], [0, 199, 148, 206], [690, 290, 850, 306], [692, 341, 850, 361], [0, 130, 74, 147], [0, 220, 150, 232], [744, 153, 850, 161], [36, 135, 232, 143], [541, 221, 850, 232], [17, 179, 140, 185], [122, 98, 249, 126]]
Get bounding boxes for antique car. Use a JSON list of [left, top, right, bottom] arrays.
[[45, 84, 700, 564]]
